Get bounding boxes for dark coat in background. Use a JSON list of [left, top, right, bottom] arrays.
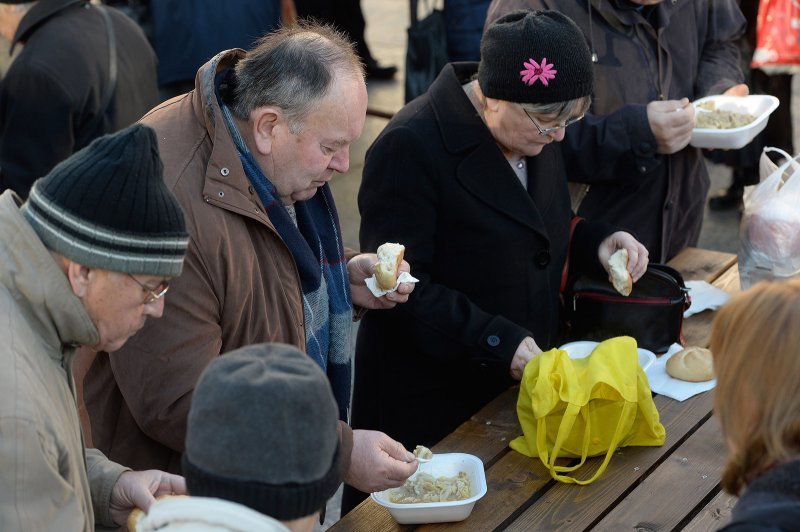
[[487, 0, 746, 261], [351, 63, 615, 451], [0, 0, 158, 198], [442, 0, 491, 61]]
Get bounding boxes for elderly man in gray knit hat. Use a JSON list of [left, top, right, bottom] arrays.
[[0, 123, 190, 531], [130, 343, 343, 531]]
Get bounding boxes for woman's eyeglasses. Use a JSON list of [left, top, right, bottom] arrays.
[[522, 108, 585, 136], [127, 274, 170, 305]]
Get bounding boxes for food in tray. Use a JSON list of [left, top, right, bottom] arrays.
[[666, 346, 714, 382], [608, 248, 632, 296], [388, 471, 471, 504], [375, 242, 405, 290], [695, 101, 756, 129], [413, 444, 433, 460]]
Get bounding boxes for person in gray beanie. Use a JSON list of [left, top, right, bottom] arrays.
[[130, 343, 341, 532], [0, 123, 190, 531], [342, 9, 651, 512]]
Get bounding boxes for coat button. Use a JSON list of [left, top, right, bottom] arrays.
[[248, 185, 254, 195], [487, 335, 500, 347], [639, 142, 651, 151], [220, 167, 230, 176], [535, 249, 551, 267]]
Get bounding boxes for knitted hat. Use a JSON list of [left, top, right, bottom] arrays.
[[478, 9, 594, 104], [183, 343, 342, 521], [22, 124, 189, 277]]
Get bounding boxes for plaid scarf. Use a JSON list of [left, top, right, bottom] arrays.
[[220, 101, 353, 421]]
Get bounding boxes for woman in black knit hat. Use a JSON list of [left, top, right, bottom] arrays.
[[343, 9, 650, 513]]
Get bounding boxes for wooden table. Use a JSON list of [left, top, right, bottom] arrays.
[[332, 247, 741, 532]]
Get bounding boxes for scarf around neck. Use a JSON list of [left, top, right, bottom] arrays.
[[219, 96, 353, 421]]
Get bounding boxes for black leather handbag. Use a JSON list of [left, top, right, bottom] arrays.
[[564, 264, 691, 354]]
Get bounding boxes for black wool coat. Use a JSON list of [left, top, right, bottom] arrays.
[[0, 0, 158, 198], [351, 63, 615, 449]]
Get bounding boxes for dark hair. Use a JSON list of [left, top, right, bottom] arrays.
[[232, 21, 364, 133]]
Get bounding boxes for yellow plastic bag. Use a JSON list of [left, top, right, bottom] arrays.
[[510, 336, 665, 484]]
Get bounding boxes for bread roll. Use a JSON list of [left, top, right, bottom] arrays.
[[666, 346, 714, 382], [375, 243, 405, 291], [608, 249, 632, 296]]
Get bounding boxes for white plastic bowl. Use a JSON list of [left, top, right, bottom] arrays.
[[689, 94, 779, 149], [371, 453, 487, 525], [559, 340, 656, 372]]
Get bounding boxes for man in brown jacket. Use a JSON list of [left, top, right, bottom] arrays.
[[81, 22, 420, 497], [0, 125, 189, 531]]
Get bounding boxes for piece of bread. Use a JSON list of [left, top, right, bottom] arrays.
[[375, 243, 405, 291], [127, 495, 188, 531], [608, 249, 632, 296], [666, 346, 714, 382], [127, 507, 144, 532]]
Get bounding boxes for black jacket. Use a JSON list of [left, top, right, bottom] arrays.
[[0, 0, 158, 198], [351, 63, 615, 449], [720, 460, 800, 531], [487, 0, 746, 261]]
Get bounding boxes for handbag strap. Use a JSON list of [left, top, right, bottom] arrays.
[[539, 400, 635, 485], [560, 216, 583, 293], [88, 5, 117, 133]]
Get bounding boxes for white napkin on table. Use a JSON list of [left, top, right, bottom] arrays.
[[646, 343, 716, 401], [683, 280, 730, 318], [365, 271, 419, 297]]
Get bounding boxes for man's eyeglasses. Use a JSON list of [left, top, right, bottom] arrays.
[[522, 108, 584, 136], [127, 274, 170, 305]]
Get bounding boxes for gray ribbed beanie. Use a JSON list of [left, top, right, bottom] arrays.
[[479, 9, 594, 104], [183, 343, 342, 521], [22, 124, 189, 277]]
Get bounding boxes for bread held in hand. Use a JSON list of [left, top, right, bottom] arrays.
[[375, 243, 405, 291], [608, 249, 632, 296]]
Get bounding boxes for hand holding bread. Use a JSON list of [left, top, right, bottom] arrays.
[[598, 231, 649, 290]]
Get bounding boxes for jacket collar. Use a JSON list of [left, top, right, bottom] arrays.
[[0, 191, 99, 359], [191, 49, 275, 224], [427, 63, 552, 241], [12, 0, 84, 52]]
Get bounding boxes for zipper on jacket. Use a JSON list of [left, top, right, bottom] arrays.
[[573, 292, 682, 311]]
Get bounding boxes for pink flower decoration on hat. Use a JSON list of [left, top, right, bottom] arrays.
[[520, 58, 557, 86]]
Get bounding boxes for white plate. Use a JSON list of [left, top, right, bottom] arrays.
[[559, 340, 656, 372], [689, 94, 779, 149]]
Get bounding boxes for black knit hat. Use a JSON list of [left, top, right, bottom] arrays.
[[183, 343, 342, 521], [22, 124, 189, 277], [478, 9, 594, 104]]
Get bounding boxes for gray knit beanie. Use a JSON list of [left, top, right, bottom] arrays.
[[22, 124, 189, 277], [479, 9, 594, 104], [183, 343, 342, 521]]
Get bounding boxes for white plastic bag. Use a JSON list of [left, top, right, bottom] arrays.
[[739, 147, 800, 289]]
